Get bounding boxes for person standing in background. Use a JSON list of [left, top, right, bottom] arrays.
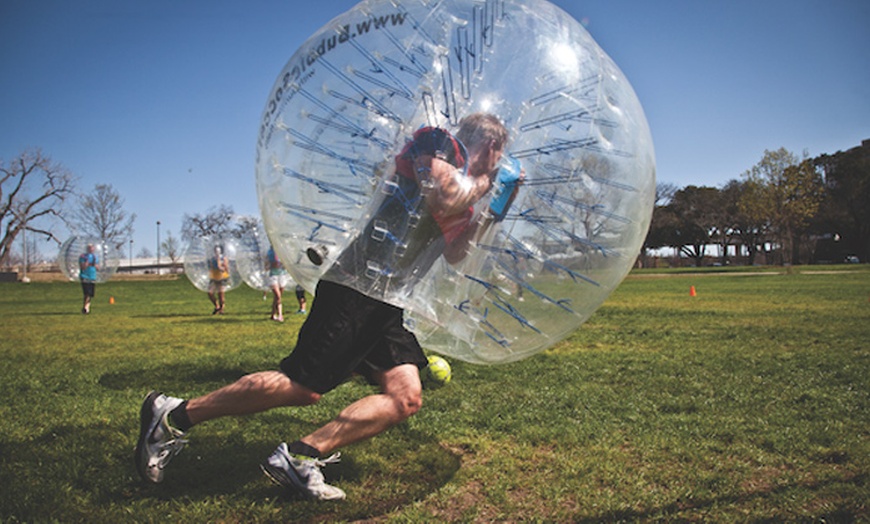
[[267, 245, 289, 322], [79, 243, 99, 314], [294, 284, 307, 315], [207, 245, 230, 314]]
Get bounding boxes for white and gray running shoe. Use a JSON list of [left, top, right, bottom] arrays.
[[135, 391, 188, 483], [261, 442, 346, 500]]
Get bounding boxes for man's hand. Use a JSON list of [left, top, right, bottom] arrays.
[[416, 156, 493, 218]]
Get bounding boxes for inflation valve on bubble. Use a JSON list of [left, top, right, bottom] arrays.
[[307, 245, 329, 266]]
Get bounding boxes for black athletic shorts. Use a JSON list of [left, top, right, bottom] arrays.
[[80, 280, 96, 297], [280, 280, 428, 394]]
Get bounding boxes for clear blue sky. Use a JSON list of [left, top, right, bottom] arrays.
[[2, 0, 868, 258]]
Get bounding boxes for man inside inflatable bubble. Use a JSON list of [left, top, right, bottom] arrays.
[[136, 113, 520, 500]]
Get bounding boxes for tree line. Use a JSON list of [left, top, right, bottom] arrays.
[[0, 147, 262, 270], [644, 142, 868, 267], [2, 141, 867, 270]]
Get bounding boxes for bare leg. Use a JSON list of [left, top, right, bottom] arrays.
[[271, 285, 283, 319], [300, 364, 422, 455], [184, 364, 421, 456], [184, 371, 320, 425]]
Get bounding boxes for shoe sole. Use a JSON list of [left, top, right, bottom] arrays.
[[260, 461, 304, 492], [134, 390, 161, 482], [260, 462, 345, 500]]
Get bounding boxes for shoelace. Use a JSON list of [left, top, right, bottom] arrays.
[[313, 452, 341, 468], [292, 452, 341, 482], [156, 426, 188, 469]]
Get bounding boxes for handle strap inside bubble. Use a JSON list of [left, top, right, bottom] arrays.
[[405, 126, 469, 178]]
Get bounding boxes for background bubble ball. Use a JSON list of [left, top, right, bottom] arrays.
[[182, 236, 243, 293], [256, 0, 655, 364], [236, 222, 294, 292], [235, 222, 270, 292], [57, 236, 121, 283]]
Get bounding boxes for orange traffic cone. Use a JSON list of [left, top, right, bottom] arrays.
[[109, 296, 115, 305], [689, 286, 696, 297]]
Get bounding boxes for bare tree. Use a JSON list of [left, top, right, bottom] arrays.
[[3, 236, 42, 266], [655, 182, 678, 206], [229, 214, 261, 240], [1, 149, 76, 267], [181, 204, 235, 242], [161, 230, 182, 270], [71, 183, 136, 248]]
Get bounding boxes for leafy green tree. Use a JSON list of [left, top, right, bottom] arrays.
[[740, 148, 823, 265], [669, 185, 721, 266], [784, 159, 825, 263], [815, 142, 870, 262], [714, 180, 739, 265], [721, 179, 767, 265], [644, 204, 678, 253], [641, 182, 680, 266]]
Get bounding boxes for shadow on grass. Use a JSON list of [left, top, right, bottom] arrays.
[[0, 417, 461, 522], [176, 314, 283, 325], [128, 314, 263, 323], [138, 428, 460, 522], [573, 473, 866, 523], [129, 313, 204, 319], [99, 364, 253, 391], [90, 366, 462, 521], [19, 311, 96, 317]]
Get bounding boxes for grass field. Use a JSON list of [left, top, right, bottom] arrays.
[[0, 267, 867, 522]]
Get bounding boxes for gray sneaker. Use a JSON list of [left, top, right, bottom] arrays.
[[261, 442, 346, 500], [135, 391, 188, 483]]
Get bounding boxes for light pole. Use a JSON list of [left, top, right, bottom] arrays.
[[129, 239, 134, 268], [156, 221, 161, 275], [21, 223, 27, 282]]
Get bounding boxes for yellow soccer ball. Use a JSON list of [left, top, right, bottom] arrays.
[[424, 355, 452, 389]]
